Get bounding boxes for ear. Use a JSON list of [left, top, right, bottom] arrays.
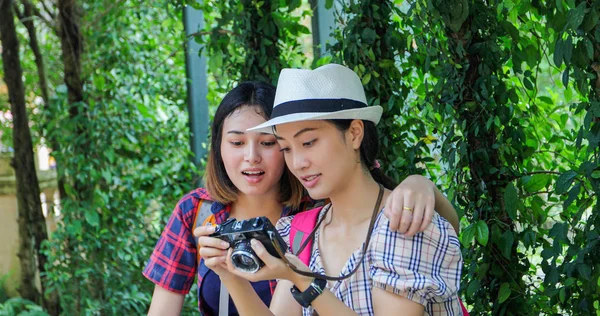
[[348, 120, 365, 150]]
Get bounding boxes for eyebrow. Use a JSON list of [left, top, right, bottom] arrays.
[[275, 127, 318, 140], [227, 130, 273, 136]]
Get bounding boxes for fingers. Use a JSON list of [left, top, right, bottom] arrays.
[[420, 196, 435, 232], [204, 256, 226, 269], [405, 196, 425, 237], [193, 225, 216, 238], [199, 246, 228, 259], [398, 195, 414, 234], [386, 192, 404, 233], [250, 239, 278, 266], [197, 235, 230, 250]]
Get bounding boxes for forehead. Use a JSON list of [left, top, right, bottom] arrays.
[[223, 106, 268, 131], [275, 120, 333, 139]]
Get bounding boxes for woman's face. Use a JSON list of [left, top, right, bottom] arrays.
[[276, 120, 362, 200], [220, 106, 285, 198]]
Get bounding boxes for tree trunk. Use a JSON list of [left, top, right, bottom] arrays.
[[0, 0, 43, 304], [56, 0, 89, 312], [18, 0, 69, 203]]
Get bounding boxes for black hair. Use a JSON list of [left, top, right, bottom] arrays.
[[328, 119, 397, 190], [205, 81, 303, 207]]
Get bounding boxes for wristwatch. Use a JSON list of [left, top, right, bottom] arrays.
[[290, 278, 327, 308]]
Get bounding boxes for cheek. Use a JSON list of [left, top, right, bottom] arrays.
[[263, 148, 285, 169], [220, 144, 240, 172]]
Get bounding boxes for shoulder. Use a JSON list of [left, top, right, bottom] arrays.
[[276, 214, 295, 237], [369, 211, 462, 305], [373, 211, 459, 253], [170, 188, 218, 226]]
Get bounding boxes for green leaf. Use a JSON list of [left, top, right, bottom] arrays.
[[568, 2, 587, 30], [504, 183, 518, 220], [467, 279, 480, 297], [361, 28, 377, 45], [556, 170, 577, 194], [524, 174, 550, 192], [578, 264, 592, 280], [591, 169, 600, 179], [85, 210, 100, 227], [93, 75, 106, 91], [362, 73, 372, 85], [498, 283, 511, 303], [500, 230, 514, 259], [554, 38, 563, 67], [562, 67, 570, 87], [325, 0, 334, 9], [563, 36, 573, 64], [461, 224, 476, 248], [476, 220, 489, 246]]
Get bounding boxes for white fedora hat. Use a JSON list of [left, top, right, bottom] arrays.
[[247, 63, 383, 133]]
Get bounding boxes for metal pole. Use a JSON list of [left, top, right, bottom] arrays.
[[183, 3, 209, 187], [310, 0, 336, 62]]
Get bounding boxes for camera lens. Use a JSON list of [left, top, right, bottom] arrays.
[[230, 241, 262, 273]]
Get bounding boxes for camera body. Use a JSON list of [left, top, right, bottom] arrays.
[[209, 216, 287, 273]]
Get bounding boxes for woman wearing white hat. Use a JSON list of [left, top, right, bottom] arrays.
[[194, 64, 463, 315]]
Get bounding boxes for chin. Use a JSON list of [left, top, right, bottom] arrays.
[[305, 188, 328, 201]]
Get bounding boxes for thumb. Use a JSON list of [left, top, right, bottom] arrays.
[[250, 239, 279, 265], [284, 253, 310, 272]]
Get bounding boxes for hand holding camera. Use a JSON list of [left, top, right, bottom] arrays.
[[209, 216, 287, 273], [195, 216, 310, 284]]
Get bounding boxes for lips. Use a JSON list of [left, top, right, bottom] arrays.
[[242, 169, 265, 184], [300, 173, 321, 188]]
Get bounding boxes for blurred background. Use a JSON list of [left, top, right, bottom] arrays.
[[0, 0, 598, 315]]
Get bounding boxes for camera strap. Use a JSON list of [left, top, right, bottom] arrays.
[[273, 183, 384, 281]]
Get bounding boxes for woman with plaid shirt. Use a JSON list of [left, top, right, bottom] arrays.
[[195, 65, 463, 315], [146, 81, 461, 315]]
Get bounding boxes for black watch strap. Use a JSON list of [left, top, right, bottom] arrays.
[[290, 278, 327, 308]]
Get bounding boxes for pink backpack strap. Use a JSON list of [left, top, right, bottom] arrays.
[[290, 207, 323, 265]]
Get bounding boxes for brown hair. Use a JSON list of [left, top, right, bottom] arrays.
[[204, 82, 303, 209]]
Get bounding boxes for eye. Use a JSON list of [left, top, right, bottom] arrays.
[[262, 141, 277, 147], [279, 147, 290, 153], [230, 141, 243, 146], [302, 139, 317, 147]]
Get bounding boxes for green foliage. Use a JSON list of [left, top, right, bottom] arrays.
[[0, 297, 49, 316], [3, 1, 599, 315], [36, 1, 197, 314], [193, 0, 310, 90], [536, 1, 600, 313], [328, 0, 430, 183]]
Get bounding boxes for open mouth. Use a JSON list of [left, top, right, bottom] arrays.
[[242, 171, 265, 176], [302, 174, 320, 181]]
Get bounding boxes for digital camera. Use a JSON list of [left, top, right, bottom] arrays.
[[209, 216, 287, 273]]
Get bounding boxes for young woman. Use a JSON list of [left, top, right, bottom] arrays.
[[195, 65, 463, 315], [145, 81, 460, 316]]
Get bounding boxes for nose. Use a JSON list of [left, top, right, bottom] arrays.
[[244, 142, 261, 164], [290, 151, 309, 171]]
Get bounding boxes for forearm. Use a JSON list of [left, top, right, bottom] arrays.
[[221, 274, 274, 316], [433, 185, 460, 233], [292, 276, 358, 316]]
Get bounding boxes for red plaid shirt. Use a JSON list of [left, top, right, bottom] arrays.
[[143, 188, 311, 314]]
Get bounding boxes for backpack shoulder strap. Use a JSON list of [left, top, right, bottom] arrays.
[[290, 207, 323, 265], [192, 198, 215, 253]]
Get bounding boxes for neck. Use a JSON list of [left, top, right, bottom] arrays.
[[327, 170, 389, 227], [231, 191, 283, 224]]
